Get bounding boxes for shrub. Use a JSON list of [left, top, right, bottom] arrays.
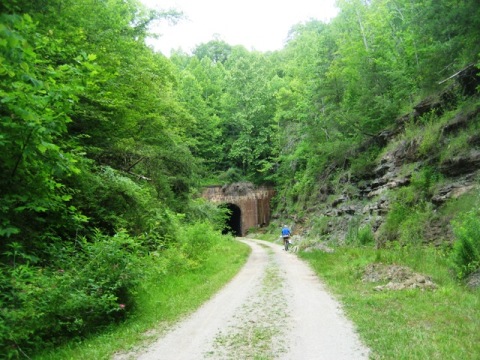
[[186, 198, 231, 232], [310, 216, 331, 237], [218, 167, 244, 183], [0, 231, 144, 357], [378, 200, 410, 242], [345, 219, 375, 246], [410, 167, 442, 199], [417, 112, 443, 156], [349, 146, 381, 180], [450, 209, 480, 279], [178, 222, 218, 260], [345, 217, 360, 245], [357, 224, 375, 245], [398, 203, 434, 245], [378, 182, 436, 246]]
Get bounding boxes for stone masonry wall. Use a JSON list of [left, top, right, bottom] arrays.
[[202, 183, 275, 236]]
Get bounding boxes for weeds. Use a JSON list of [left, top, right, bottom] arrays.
[[357, 224, 375, 245], [32, 226, 250, 360], [450, 209, 480, 279], [300, 245, 480, 359], [1, 231, 143, 357], [377, 180, 437, 246]]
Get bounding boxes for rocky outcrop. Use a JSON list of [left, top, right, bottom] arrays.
[[431, 175, 477, 205], [439, 150, 480, 176], [298, 66, 480, 246]]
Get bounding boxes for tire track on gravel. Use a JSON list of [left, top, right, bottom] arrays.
[[206, 245, 290, 359], [132, 238, 369, 360]]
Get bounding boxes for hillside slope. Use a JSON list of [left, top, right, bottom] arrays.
[[282, 65, 480, 255]]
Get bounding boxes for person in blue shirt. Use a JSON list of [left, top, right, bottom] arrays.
[[281, 225, 291, 251]]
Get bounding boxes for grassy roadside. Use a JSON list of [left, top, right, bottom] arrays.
[[300, 245, 480, 359], [35, 237, 250, 360]]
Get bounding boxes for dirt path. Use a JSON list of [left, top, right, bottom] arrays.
[[133, 239, 370, 360]]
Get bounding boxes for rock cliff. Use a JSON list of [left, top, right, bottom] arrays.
[[290, 64, 480, 247]]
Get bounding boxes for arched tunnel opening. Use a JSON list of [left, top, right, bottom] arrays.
[[221, 203, 242, 237]]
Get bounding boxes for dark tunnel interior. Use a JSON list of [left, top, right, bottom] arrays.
[[222, 203, 242, 236]]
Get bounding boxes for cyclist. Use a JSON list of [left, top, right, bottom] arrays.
[[281, 225, 291, 251]]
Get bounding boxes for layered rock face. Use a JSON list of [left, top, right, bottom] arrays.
[[296, 65, 480, 246]]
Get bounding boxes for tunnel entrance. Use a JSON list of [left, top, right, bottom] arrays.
[[202, 183, 275, 236], [222, 203, 242, 236]]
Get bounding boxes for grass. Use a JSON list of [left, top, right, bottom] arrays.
[[246, 232, 277, 241], [300, 245, 480, 359], [35, 238, 250, 360]]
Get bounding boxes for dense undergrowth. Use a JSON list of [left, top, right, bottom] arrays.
[[3, 221, 250, 359], [34, 230, 249, 360]]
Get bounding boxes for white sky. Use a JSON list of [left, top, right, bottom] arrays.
[[140, 0, 339, 55]]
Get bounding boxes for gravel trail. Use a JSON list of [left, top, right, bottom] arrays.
[[134, 238, 370, 360]]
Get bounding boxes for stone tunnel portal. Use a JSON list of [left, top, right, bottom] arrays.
[[202, 182, 275, 236], [222, 203, 242, 236]]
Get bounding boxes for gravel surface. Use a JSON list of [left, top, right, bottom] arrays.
[[133, 238, 370, 360]]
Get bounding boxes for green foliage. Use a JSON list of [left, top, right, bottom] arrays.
[[357, 224, 375, 245], [272, 0, 480, 213], [193, 38, 233, 64], [450, 209, 480, 279], [417, 114, 444, 156], [309, 216, 332, 238], [1, 0, 198, 242], [440, 186, 480, 219], [380, 201, 410, 242], [0, 217, 234, 357], [440, 105, 480, 163], [2, 0, 480, 356], [178, 222, 224, 261], [218, 167, 245, 183], [0, 231, 143, 357], [378, 183, 435, 246], [344, 217, 375, 246], [0, 13, 89, 242], [349, 146, 381, 179], [34, 232, 249, 360], [410, 166, 442, 199], [0, 1, 201, 356], [345, 217, 361, 245], [185, 198, 231, 232], [398, 204, 434, 246], [220, 49, 278, 182]]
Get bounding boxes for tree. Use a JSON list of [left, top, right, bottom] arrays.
[[193, 37, 233, 64], [0, 13, 91, 242], [221, 48, 278, 182]]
